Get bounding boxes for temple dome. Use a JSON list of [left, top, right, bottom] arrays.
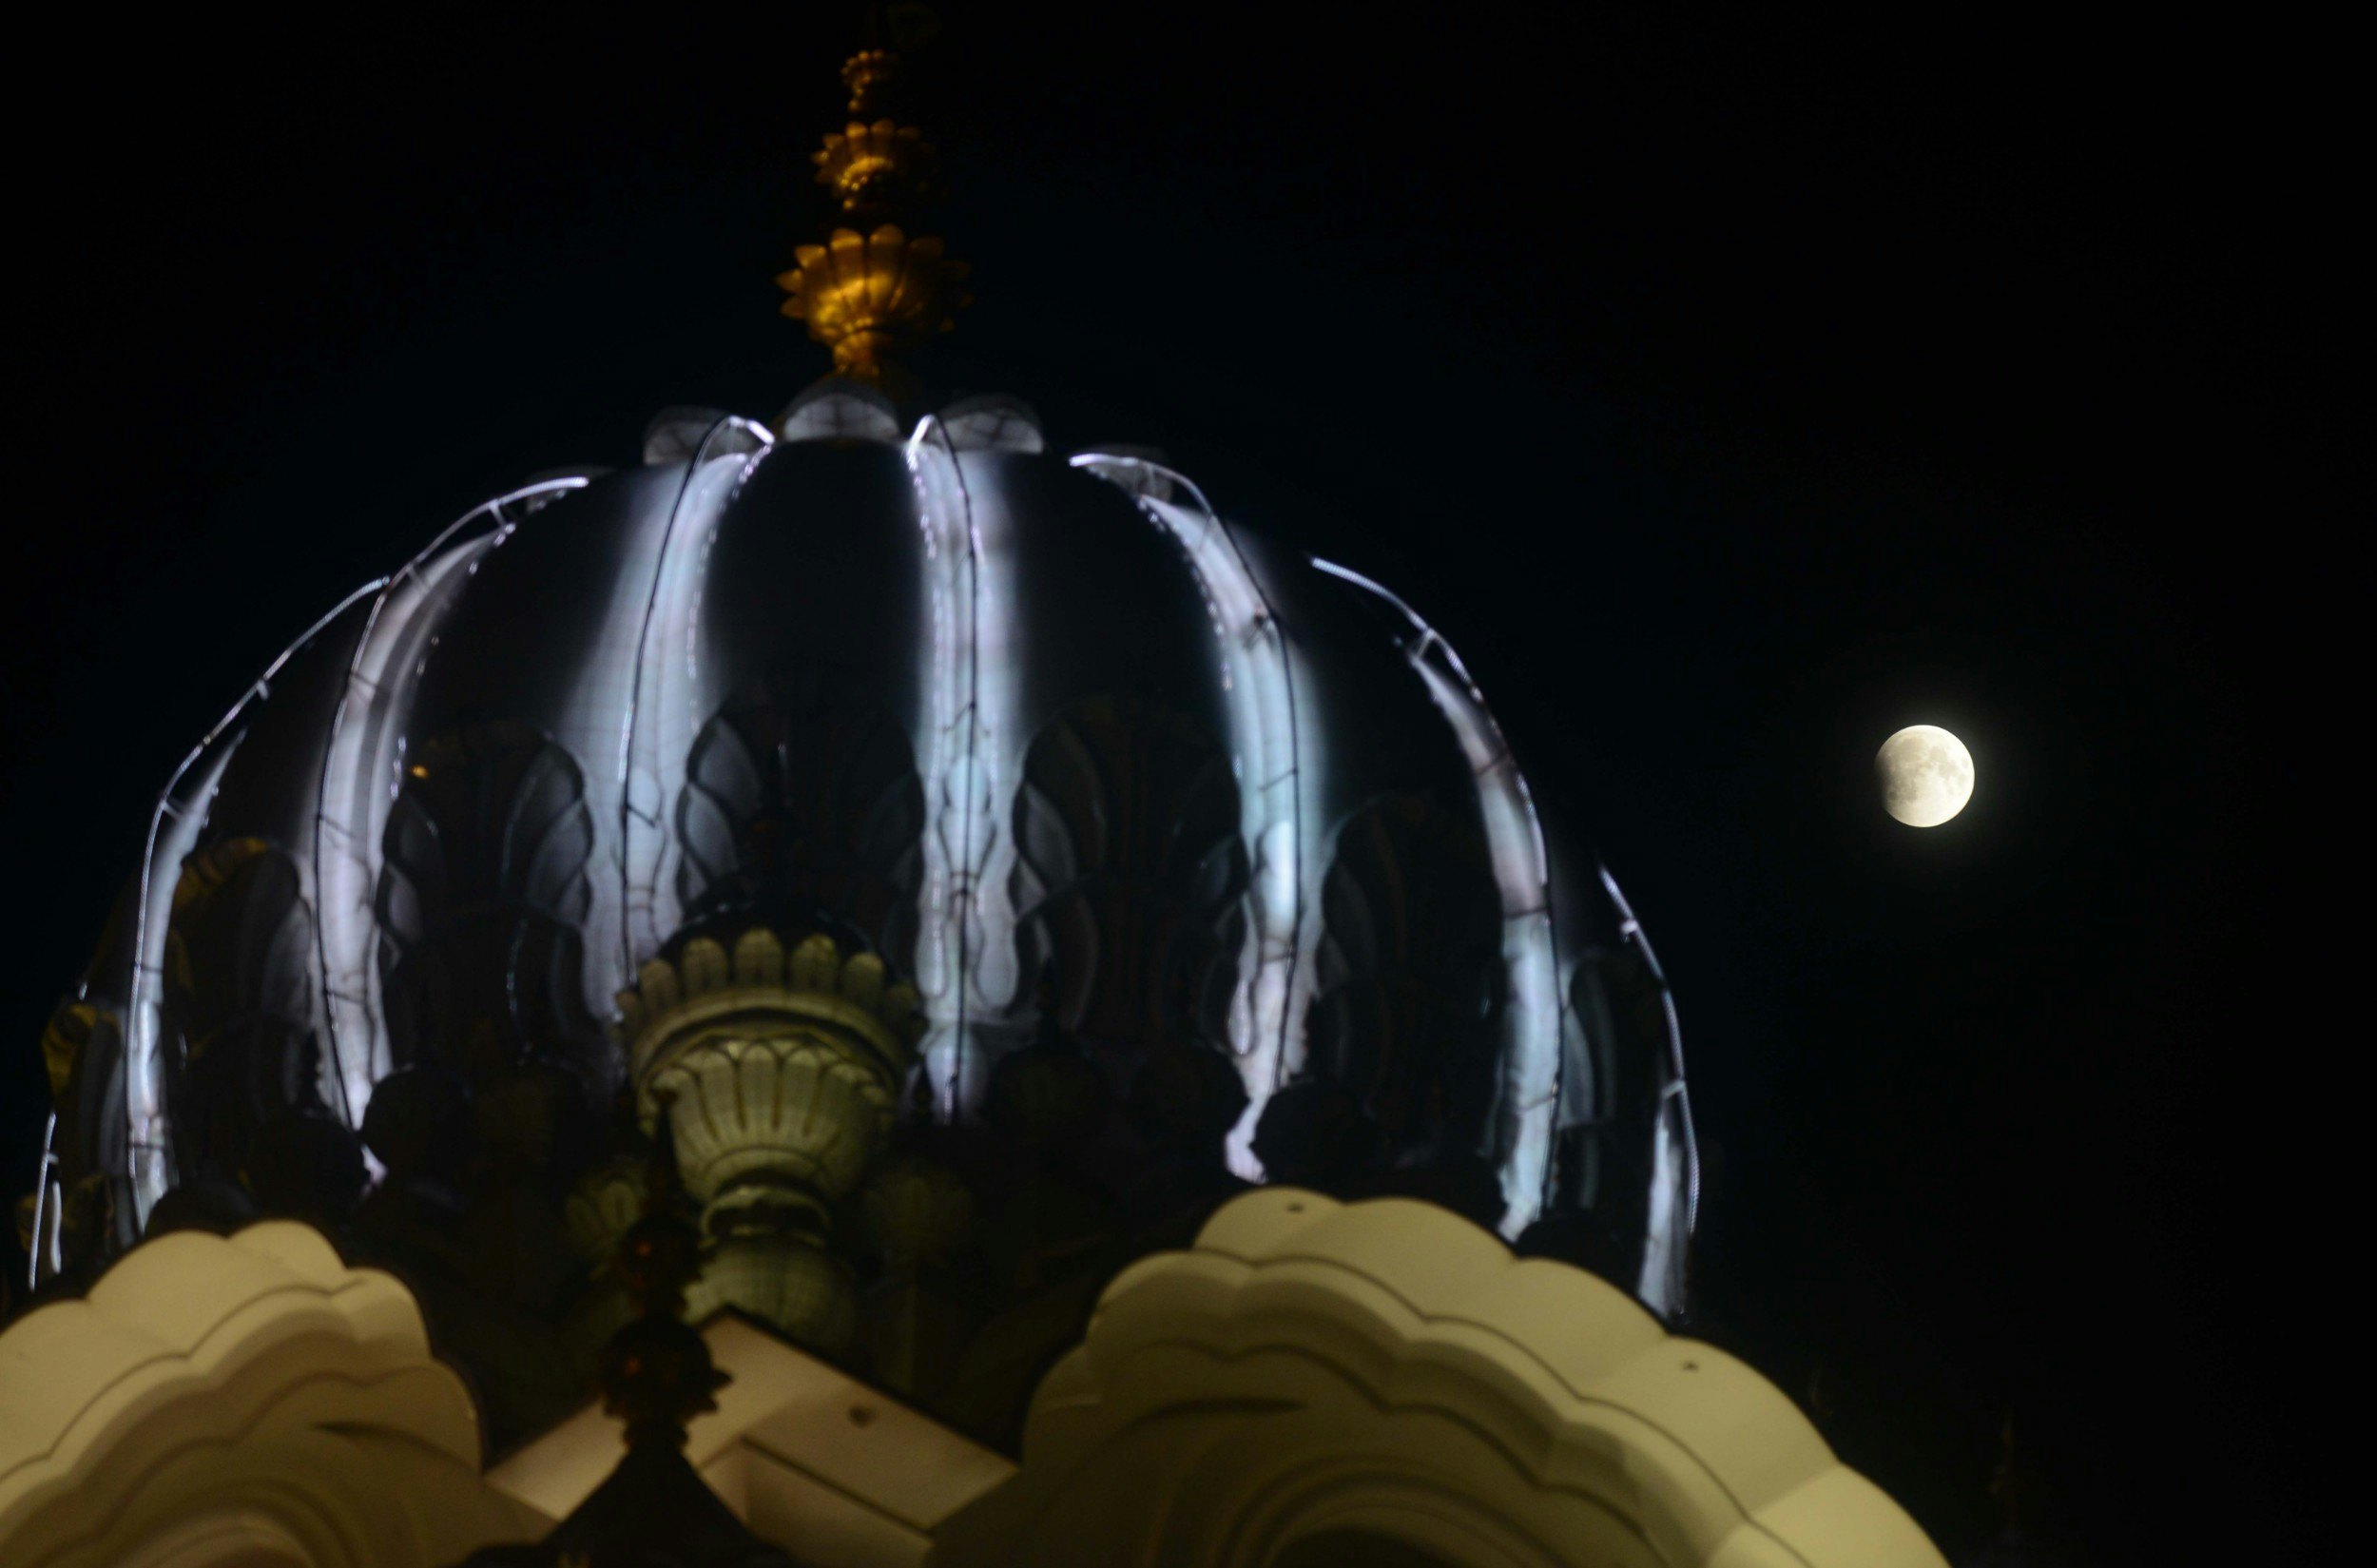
[[34, 377, 1697, 1332]]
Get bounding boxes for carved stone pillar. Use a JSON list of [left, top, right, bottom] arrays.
[[616, 928, 922, 1350]]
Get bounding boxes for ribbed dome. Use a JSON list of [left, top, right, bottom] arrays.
[[36, 380, 1697, 1316]]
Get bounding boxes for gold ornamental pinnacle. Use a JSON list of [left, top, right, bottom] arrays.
[[841, 48, 897, 118], [777, 48, 969, 387]]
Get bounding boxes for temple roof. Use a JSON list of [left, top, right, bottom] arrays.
[[23, 44, 1697, 1465]]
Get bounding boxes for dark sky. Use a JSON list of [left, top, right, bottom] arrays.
[[5, 10, 2353, 1562]]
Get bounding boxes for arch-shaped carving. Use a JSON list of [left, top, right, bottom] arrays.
[[1008, 695, 1247, 1055], [1528, 944, 1675, 1281], [1307, 794, 1504, 1163], [930, 1190, 1946, 1568], [674, 669, 924, 969], [33, 998, 134, 1273], [376, 721, 599, 1086], [0, 1223, 549, 1567], [161, 838, 320, 1182]]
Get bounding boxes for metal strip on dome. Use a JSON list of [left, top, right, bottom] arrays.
[[617, 417, 774, 973], [1071, 453, 1306, 1181], [1310, 557, 1567, 1241], [26, 1113, 60, 1287], [906, 417, 1023, 1114], [310, 478, 588, 1146], [126, 738, 242, 1221], [120, 579, 384, 1225], [1597, 863, 1701, 1315]]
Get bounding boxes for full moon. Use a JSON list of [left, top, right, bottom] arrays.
[[1876, 725, 1975, 827]]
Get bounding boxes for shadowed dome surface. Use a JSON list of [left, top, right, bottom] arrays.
[[29, 379, 1697, 1367]]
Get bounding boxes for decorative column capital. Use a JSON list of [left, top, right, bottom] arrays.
[[612, 928, 926, 1347], [619, 927, 923, 1103]]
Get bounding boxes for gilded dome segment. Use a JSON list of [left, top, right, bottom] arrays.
[[776, 224, 970, 383], [815, 119, 940, 215]]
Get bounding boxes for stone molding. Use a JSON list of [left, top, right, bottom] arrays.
[[0, 1198, 1951, 1567], [0, 1223, 547, 1567], [930, 1190, 1946, 1568]]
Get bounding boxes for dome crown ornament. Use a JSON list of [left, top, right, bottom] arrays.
[[776, 224, 969, 385], [841, 47, 898, 118], [815, 119, 940, 215], [779, 48, 968, 389]]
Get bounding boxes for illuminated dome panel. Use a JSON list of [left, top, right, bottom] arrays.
[[34, 388, 1696, 1323]]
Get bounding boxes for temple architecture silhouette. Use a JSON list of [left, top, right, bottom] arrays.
[[1, 39, 1946, 1568]]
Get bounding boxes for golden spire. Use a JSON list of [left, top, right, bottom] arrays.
[[841, 48, 898, 118], [777, 46, 968, 388]]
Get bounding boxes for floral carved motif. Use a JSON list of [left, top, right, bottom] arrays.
[[377, 721, 599, 1087], [675, 671, 924, 970], [1308, 793, 1504, 1164], [1009, 695, 1248, 1059]]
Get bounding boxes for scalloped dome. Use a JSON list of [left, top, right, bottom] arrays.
[[35, 379, 1697, 1317]]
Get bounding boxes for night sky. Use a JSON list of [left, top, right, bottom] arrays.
[[5, 11, 2351, 1563]]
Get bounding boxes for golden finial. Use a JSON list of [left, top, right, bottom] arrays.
[[778, 226, 969, 383], [780, 48, 968, 389], [841, 48, 898, 118], [815, 120, 939, 215]]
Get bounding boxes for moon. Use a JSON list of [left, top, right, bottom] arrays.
[[1875, 725, 1974, 827]]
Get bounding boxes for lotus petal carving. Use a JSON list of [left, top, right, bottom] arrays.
[[814, 119, 939, 214], [776, 224, 970, 382]]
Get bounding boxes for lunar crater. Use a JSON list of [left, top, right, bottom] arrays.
[[1876, 724, 1974, 827]]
